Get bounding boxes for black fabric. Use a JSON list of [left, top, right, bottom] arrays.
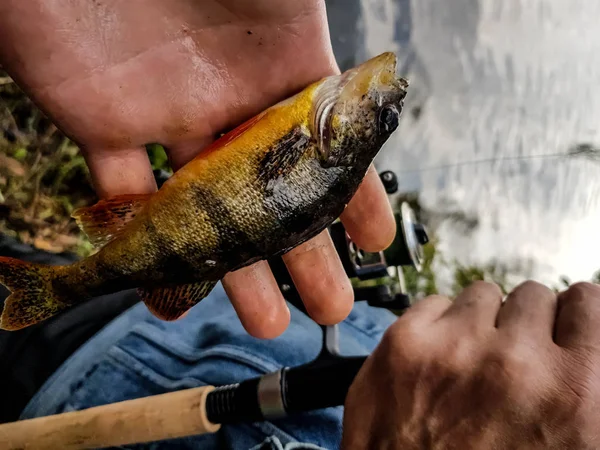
[[0, 234, 139, 423]]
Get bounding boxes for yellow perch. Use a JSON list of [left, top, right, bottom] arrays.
[[0, 52, 408, 330]]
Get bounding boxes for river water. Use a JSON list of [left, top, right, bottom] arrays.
[[325, 0, 600, 291]]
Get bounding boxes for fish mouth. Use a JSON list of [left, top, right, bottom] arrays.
[[311, 52, 406, 158], [338, 52, 406, 104]]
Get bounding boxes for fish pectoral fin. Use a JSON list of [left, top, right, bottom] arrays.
[[256, 127, 311, 186], [138, 280, 218, 321], [72, 193, 152, 247]]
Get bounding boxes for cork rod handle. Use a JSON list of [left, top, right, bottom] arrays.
[[0, 385, 220, 449]]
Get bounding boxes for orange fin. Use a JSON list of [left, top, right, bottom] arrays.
[[72, 194, 151, 247], [196, 111, 266, 159], [138, 280, 217, 321]]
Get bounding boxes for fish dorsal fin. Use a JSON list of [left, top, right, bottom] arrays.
[[72, 193, 151, 247], [195, 111, 267, 160], [138, 280, 217, 321]]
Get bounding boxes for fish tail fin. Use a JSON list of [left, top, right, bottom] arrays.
[[0, 257, 69, 331]]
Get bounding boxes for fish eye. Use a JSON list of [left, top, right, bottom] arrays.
[[378, 104, 400, 134]]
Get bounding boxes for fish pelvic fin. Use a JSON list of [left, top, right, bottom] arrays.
[[0, 257, 69, 331], [138, 280, 217, 321], [72, 193, 151, 247]]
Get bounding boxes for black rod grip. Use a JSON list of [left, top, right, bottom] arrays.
[[282, 356, 366, 414], [205, 378, 262, 425], [205, 356, 367, 425]]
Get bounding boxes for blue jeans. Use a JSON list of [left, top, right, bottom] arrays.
[[21, 283, 396, 449]]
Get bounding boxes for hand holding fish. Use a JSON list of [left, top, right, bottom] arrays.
[[0, 0, 401, 336]]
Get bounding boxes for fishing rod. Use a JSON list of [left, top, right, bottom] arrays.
[[0, 170, 429, 449]]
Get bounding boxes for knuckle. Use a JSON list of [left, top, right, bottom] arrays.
[[439, 338, 476, 374], [379, 319, 426, 365], [468, 280, 501, 293], [382, 319, 417, 348], [406, 294, 451, 317], [567, 281, 600, 299], [518, 280, 546, 290], [420, 293, 451, 305], [507, 280, 556, 303], [457, 280, 504, 305], [513, 280, 551, 297], [559, 282, 600, 313], [414, 294, 452, 318], [483, 341, 539, 394]]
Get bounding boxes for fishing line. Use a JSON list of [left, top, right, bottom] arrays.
[[396, 151, 596, 174]]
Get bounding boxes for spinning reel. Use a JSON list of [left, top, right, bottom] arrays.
[[204, 170, 429, 424]]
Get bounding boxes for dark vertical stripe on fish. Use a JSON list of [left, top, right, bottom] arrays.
[[186, 184, 262, 273]]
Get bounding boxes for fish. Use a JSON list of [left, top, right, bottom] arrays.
[[0, 52, 408, 331]]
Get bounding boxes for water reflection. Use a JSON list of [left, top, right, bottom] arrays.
[[326, 0, 600, 291]]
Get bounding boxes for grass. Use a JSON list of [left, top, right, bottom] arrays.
[[0, 70, 99, 256]]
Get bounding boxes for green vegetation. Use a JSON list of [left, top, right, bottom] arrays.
[[400, 234, 511, 298], [401, 235, 438, 297], [0, 71, 96, 256], [145, 143, 171, 172]]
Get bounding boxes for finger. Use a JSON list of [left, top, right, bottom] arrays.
[[282, 229, 354, 326], [82, 146, 157, 198], [441, 281, 503, 329], [554, 282, 600, 349], [495, 281, 557, 340], [340, 165, 396, 253], [222, 260, 291, 340]]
